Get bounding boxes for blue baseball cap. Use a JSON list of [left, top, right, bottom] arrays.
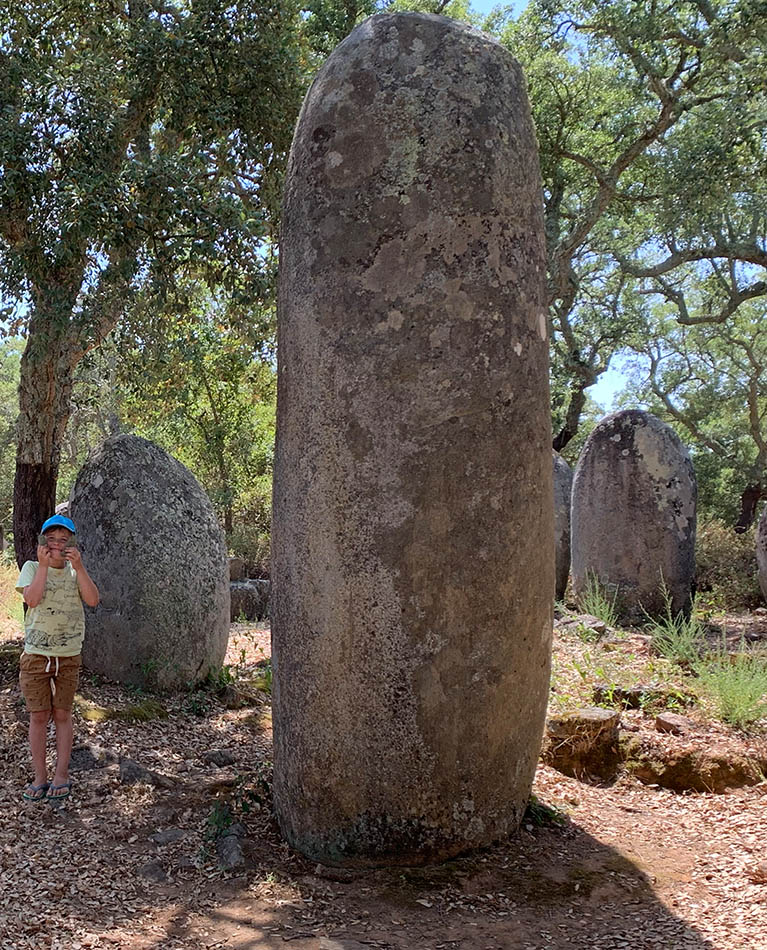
[[41, 515, 76, 534]]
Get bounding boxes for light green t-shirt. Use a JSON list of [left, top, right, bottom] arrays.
[[16, 560, 85, 657]]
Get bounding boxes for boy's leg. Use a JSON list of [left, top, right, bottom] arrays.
[[51, 707, 73, 790], [29, 711, 50, 787], [19, 654, 53, 789], [50, 655, 81, 795]]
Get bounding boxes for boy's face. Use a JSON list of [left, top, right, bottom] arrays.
[[42, 528, 74, 565]]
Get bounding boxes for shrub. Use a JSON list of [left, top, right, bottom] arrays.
[[695, 648, 767, 730], [644, 590, 707, 668], [695, 518, 762, 611], [228, 523, 270, 578]]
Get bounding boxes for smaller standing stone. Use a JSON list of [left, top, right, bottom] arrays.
[[553, 452, 573, 601], [71, 434, 230, 689], [571, 410, 697, 622], [229, 557, 247, 581], [230, 579, 270, 621]]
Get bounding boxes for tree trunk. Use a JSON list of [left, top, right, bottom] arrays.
[[13, 313, 77, 566], [552, 379, 589, 453], [735, 483, 762, 533], [13, 461, 59, 566]]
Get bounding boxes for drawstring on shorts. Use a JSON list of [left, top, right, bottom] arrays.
[[44, 655, 60, 696]]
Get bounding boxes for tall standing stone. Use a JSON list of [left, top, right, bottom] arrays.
[[272, 13, 552, 867], [553, 451, 573, 601], [756, 508, 767, 603], [70, 435, 229, 689], [571, 410, 697, 622]]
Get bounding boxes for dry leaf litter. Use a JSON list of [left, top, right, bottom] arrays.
[[0, 617, 765, 950]]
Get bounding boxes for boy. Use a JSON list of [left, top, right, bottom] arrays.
[[16, 515, 100, 802]]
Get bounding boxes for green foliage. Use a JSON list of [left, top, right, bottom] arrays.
[[621, 306, 767, 527], [228, 523, 272, 577], [53, 289, 277, 544], [577, 573, 619, 628], [252, 659, 273, 695], [524, 794, 567, 828], [0, 0, 304, 303], [644, 603, 707, 669], [204, 664, 236, 693], [120, 293, 276, 537], [183, 692, 212, 718], [695, 519, 762, 610], [500, 0, 767, 457], [695, 649, 767, 731], [0, 341, 22, 531], [205, 800, 234, 841], [0, 0, 304, 558]]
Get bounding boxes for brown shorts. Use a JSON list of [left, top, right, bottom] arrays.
[[19, 653, 82, 713]]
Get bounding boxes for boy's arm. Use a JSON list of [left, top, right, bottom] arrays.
[[66, 547, 100, 607], [22, 546, 52, 607]]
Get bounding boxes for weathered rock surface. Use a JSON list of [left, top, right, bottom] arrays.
[[119, 757, 175, 789], [229, 557, 247, 582], [571, 410, 697, 622], [655, 712, 694, 735], [149, 828, 189, 846], [230, 579, 270, 621], [216, 824, 247, 871], [757, 508, 767, 603], [203, 748, 237, 767], [71, 435, 229, 689], [138, 860, 168, 883], [553, 452, 573, 601], [69, 743, 118, 771], [624, 739, 767, 793], [272, 13, 551, 866], [543, 708, 621, 781]]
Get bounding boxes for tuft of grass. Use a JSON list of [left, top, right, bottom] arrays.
[[525, 794, 567, 828], [644, 605, 707, 668], [251, 659, 272, 694], [204, 664, 236, 693], [578, 573, 619, 628], [695, 648, 767, 730]]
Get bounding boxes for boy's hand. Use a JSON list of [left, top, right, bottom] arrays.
[[64, 547, 83, 570], [37, 544, 52, 567]]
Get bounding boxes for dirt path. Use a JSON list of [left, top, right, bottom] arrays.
[[1, 622, 766, 950]]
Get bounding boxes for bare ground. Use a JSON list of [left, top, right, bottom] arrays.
[[1, 619, 766, 950]]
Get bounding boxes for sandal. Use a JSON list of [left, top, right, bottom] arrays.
[[22, 782, 50, 802], [47, 781, 72, 801]]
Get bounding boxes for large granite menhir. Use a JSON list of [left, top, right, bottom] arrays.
[[272, 12, 552, 867], [571, 410, 697, 622], [71, 435, 229, 688], [553, 451, 573, 601]]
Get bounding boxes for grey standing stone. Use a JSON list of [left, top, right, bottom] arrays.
[[553, 451, 573, 601], [272, 13, 552, 867], [71, 435, 229, 689], [757, 508, 767, 603], [571, 410, 696, 622], [230, 578, 270, 621]]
